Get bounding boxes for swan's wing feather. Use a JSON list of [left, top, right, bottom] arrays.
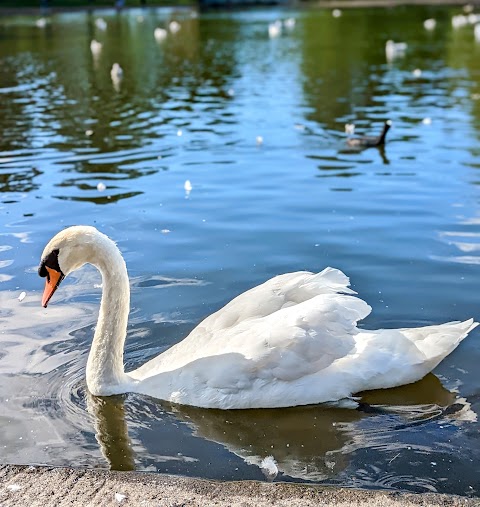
[[133, 268, 359, 377], [335, 319, 478, 392], [191, 267, 355, 334], [151, 292, 371, 389], [235, 293, 371, 383]]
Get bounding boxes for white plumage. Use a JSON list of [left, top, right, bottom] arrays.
[[39, 226, 478, 410]]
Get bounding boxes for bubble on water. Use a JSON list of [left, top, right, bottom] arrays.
[[97, 182, 106, 192]]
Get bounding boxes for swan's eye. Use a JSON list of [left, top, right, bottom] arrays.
[[39, 249, 62, 279]]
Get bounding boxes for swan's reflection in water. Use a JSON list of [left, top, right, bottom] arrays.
[[87, 393, 135, 471], [86, 373, 472, 482]]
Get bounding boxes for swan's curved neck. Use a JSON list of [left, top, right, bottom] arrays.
[[85, 234, 131, 396]]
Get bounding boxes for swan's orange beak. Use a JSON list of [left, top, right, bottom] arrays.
[[42, 266, 64, 308]]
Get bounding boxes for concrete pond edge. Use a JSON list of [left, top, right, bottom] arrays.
[[0, 464, 479, 506]]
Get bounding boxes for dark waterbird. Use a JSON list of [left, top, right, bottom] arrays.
[[346, 120, 392, 148]]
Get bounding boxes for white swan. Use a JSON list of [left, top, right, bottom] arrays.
[[39, 226, 478, 409]]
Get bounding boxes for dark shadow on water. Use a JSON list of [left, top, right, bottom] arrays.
[[86, 373, 467, 481], [86, 392, 135, 471]]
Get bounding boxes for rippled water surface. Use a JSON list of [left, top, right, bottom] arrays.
[[1, 3, 480, 496]]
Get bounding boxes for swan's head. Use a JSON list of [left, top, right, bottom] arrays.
[[39, 225, 106, 308]]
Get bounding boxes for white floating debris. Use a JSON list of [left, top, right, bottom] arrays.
[[475, 23, 480, 42], [169, 20, 181, 33], [161, 229, 171, 234], [422, 117, 432, 125], [111, 63, 123, 80], [115, 492, 127, 503], [385, 40, 407, 61], [412, 68, 422, 77], [154, 27, 167, 41], [111, 63, 123, 90], [452, 14, 468, 28], [184, 180, 193, 192], [18, 291, 26, 302], [464, 3, 474, 12], [7, 484, 21, 492], [227, 88, 235, 97], [256, 135, 264, 145], [85, 129, 94, 137], [468, 13, 480, 23], [283, 17, 296, 29], [177, 129, 183, 137], [345, 123, 355, 135], [97, 182, 107, 191], [268, 20, 282, 38], [332, 9, 342, 17], [90, 39, 102, 55], [260, 455, 278, 480], [423, 18, 436, 30], [36, 18, 47, 28], [26, 466, 36, 472], [95, 18, 107, 31], [325, 459, 336, 469]]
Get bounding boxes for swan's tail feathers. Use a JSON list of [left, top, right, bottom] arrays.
[[304, 267, 356, 295], [403, 318, 478, 366]]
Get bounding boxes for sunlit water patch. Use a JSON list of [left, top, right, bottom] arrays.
[[1, 3, 480, 497]]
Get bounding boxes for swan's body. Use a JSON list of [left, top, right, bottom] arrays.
[[39, 226, 478, 409]]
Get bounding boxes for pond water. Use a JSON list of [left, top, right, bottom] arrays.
[[1, 2, 480, 496]]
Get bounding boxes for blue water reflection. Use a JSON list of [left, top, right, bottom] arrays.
[[1, 3, 480, 496]]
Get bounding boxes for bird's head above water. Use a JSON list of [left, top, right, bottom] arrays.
[[38, 225, 106, 307]]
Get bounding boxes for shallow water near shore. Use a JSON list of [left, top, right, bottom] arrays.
[[1, 3, 480, 496]]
